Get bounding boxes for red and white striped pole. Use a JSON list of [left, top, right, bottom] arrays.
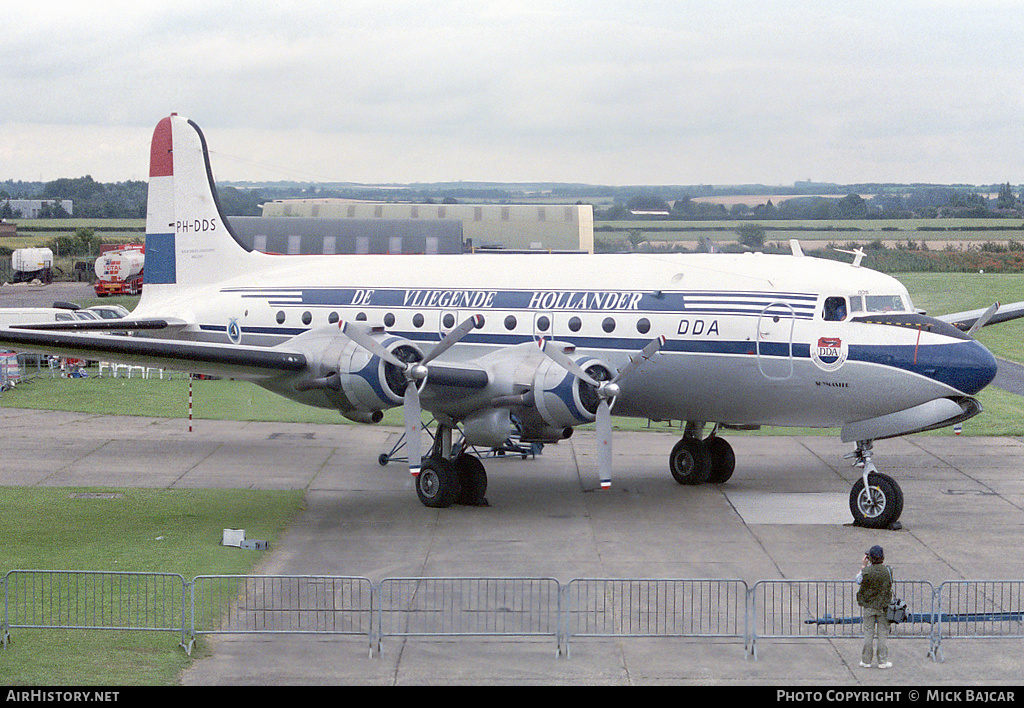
[[188, 374, 193, 433]]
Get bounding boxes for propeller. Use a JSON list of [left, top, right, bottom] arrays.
[[339, 315, 483, 476], [539, 335, 665, 489], [966, 302, 999, 337]]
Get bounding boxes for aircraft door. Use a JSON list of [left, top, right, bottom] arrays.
[[756, 302, 796, 380]]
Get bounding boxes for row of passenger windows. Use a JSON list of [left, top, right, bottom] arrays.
[[274, 310, 654, 335]]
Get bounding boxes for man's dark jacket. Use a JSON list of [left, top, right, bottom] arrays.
[[857, 563, 892, 612]]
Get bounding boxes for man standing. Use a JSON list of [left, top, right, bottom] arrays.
[[856, 545, 893, 668]]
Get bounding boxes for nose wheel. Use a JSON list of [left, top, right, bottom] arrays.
[[847, 441, 904, 529]]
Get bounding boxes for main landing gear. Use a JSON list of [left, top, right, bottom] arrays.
[[668, 423, 736, 485], [414, 423, 489, 509], [846, 440, 904, 530]]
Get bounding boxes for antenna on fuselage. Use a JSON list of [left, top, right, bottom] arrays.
[[833, 246, 866, 268]]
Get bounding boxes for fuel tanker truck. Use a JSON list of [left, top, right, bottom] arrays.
[[94, 247, 144, 296]]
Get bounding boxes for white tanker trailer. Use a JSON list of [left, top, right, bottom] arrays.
[[94, 248, 144, 296]]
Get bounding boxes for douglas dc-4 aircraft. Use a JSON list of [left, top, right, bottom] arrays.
[[2, 114, 1022, 529]]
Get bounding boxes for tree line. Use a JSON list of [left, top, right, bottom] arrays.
[[604, 184, 1023, 221], [2, 176, 1022, 222]]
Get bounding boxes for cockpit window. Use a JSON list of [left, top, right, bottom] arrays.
[[849, 294, 907, 314], [826, 294, 909, 321], [824, 296, 847, 321], [864, 295, 906, 313]]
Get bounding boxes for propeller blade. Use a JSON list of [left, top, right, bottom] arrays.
[[339, 321, 405, 368], [596, 399, 613, 489], [404, 380, 422, 477], [966, 302, 1000, 337], [538, 338, 601, 387], [424, 314, 483, 364], [611, 335, 665, 384]]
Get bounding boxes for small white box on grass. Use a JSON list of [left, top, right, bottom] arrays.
[[222, 529, 246, 547]]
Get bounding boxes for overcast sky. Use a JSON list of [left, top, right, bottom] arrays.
[[2, 1, 1022, 187]]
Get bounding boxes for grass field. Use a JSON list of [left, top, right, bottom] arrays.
[[0, 486, 304, 685], [595, 218, 1024, 253]]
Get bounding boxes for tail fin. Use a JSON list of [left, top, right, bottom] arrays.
[[144, 114, 254, 288]]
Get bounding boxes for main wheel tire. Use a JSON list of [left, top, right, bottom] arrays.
[[705, 436, 736, 484], [453, 453, 489, 506], [849, 473, 904, 529], [669, 437, 711, 485], [416, 458, 461, 508]]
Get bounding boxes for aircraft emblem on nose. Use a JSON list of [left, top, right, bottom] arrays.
[[812, 336, 848, 372]]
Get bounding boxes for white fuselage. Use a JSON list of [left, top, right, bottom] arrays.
[[131, 249, 993, 429]]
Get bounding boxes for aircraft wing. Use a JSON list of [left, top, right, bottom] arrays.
[[0, 326, 306, 379], [936, 300, 1024, 332]]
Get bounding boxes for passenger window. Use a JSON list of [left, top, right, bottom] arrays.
[[823, 297, 847, 321]]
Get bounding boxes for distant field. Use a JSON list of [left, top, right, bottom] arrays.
[[596, 218, 1024, 250]]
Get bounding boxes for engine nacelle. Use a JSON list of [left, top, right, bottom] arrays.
[[291, 328, 424, 415], [462, 408, 517, 448], [529, 354, 614, 430]]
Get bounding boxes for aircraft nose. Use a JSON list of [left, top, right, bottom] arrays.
[[938, 339, 998, 396]]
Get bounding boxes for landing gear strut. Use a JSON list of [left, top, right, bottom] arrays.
[[846, 440, 904, 530], [669, 423, 735, 485], [413, 423, 489, 508]]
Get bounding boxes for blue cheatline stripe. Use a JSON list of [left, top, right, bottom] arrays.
[[219, 286, 820, 315], [145, 232, 176, 284]]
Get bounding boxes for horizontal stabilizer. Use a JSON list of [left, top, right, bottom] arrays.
[[11, 318, 186, 332]]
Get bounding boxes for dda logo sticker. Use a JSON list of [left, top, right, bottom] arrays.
[[226, 319, 242, 344], [811, 336, 848, 372]]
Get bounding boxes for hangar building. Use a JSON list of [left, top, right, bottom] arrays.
[[260, 199, 594, 253], [228, 217, 463, 255]]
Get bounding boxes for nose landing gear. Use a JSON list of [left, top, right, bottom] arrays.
[[847, 440, 904, 530]]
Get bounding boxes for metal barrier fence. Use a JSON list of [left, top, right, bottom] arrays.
[[564, 578, 749, 656], [4, 570, 1024, 662], [1, 570, 188, 648], [931, 580, 1024, 661], [750, 579, 935, 659], [190, 575, 374, 654], [376, 577, 561, 655]]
